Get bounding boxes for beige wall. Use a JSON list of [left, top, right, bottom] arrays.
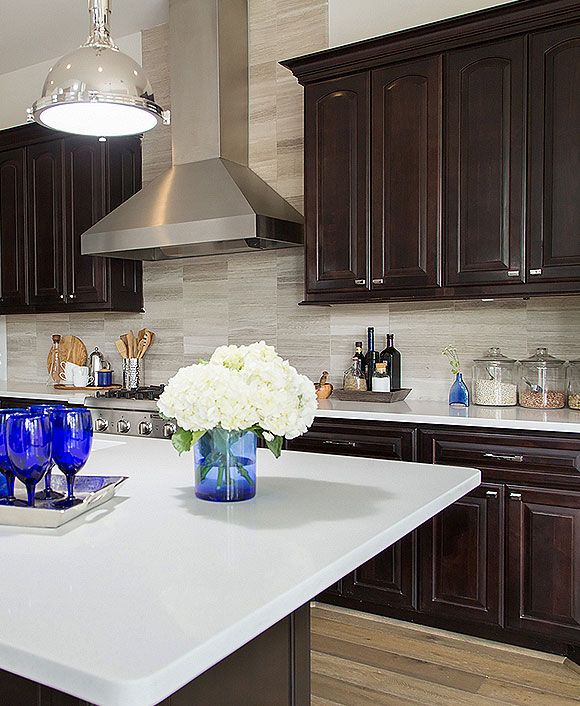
[[6, 0, 580, 402]]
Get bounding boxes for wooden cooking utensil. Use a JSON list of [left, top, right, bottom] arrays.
[[116, 339, 128, 359], [47, 335, 87, 373], [138, 331, 150, 358], [126, 330, 137, 358]]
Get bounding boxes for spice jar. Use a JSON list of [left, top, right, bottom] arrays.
[[472, 347, 518, 406], [567, 360, 580, 410], [518, 347, 566, 409]]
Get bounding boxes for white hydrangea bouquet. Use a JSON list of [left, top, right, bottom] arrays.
[[157, 342, 317, 501]]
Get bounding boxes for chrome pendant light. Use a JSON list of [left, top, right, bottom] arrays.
[[29, 0, 169, 136]]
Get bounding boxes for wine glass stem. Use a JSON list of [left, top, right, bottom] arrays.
[[25, 482, 35, 507], [6, 472, 15, 499], [66, 474, 75, 503], [44, 469, 52, 492]]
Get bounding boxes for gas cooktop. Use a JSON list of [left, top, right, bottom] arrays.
[[86, 386, 175, 439]]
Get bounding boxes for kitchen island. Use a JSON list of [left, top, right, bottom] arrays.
[[0, 436, 479, 706]]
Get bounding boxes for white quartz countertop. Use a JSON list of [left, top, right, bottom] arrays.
[[0, 436, 479, 706], [316, 398, 580, 434], [0, 381, 87, 405]]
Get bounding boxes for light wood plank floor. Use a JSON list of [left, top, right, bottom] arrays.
[[311, 604, 580, 706]]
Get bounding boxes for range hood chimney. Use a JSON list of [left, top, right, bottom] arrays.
[[82, 0, 303, 260]]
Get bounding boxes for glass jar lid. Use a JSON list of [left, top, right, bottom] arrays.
[[522, 347, 565, 367], [473, 347, 517, 364]]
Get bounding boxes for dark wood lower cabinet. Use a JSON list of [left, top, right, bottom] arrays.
[[303, 419, 580, 657], [507, 485, 580, 642], [420, 483, 504, 627], [343, 531, 418, 611]]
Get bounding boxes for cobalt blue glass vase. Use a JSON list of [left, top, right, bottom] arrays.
[[449, 372, 470, 407], [194, 429, 257, 502]]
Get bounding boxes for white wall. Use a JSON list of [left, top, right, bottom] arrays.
[[329, 0, 516, 46], [0, 33, 143, 131]]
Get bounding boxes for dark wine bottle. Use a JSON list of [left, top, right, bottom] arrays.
[[380, 333, 401, 390], [364, 327, 379, 391]]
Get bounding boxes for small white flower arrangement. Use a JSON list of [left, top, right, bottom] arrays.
[[157, 341, 318, 457]]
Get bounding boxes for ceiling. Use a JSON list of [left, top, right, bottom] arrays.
[[1, 0, 169, 74]]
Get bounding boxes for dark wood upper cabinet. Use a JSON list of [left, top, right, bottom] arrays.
[[0, 149, 27, 310], [507, 485, 580, 642], [528, 23, 580, 284], [445, 37, 526, 288], [27, 139, 66, 307], [64, 136, 107, 307], [371, 56, 442, 292], [0, 124, 143, 314], [304, 74, 369, 294], [284, 0, 580, 303], [420, 483, 504, 627]]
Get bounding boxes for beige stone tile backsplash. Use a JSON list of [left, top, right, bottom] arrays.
[[6, 2, 580, 402]]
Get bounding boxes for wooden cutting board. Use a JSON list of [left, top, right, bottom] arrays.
[[47, 335, 88, 375]]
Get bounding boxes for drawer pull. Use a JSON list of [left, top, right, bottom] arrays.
[[372, 278, 384, 285], [485, 490, 498, 497], [354, 279, 366, 286], [483, 453, 523, 462], [323, 440, 356, 448], [510, 492, 522, 499], [529, 268, 542, 275], [507, 270, 520, 277]]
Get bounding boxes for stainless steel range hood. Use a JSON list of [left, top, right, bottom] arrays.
[[82, 0, 303, 260]]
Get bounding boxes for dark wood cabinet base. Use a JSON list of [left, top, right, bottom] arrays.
[[0, 605, 310, 706]]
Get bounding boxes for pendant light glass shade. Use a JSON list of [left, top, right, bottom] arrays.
[[30, 0, 168, 136]]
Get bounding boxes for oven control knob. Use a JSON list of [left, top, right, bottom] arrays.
[[117, 419, 131, 434], [94, 417, 109, 432], [163, 422, 176, 438], [139, 421, 153, 436]]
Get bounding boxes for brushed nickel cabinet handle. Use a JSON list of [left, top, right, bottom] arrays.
[[485, 490, 498, 497], [323, 440, 356, 448], [483, 452, 523, 462], [529, 269, 542, 275], [372, 278, 384, 285], [510, 492, 522, 499], [354, 279, 366, 286]]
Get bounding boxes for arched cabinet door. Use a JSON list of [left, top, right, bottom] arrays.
[[304, 74, 369, 295], [528, 24, 580, 283], [371, 56, 442, 294], [445, 37, 526, 288], [0, 148, 27, 310]]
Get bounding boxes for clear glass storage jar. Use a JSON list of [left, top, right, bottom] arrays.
[[518, 347, 566, 409], [472, 347, 518, 406], [567, 360, 580, 410]]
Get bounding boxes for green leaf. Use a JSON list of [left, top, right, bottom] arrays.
[[236, 463, 255, 487], [171, 428, 206, 455], [264, 434, 284, 459]]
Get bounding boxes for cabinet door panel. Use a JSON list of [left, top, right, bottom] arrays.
[[507, 486, 580, 641], [27, 140, 65, 307], [106, 137, 143, 308], [421, 483, 504, 627], [64, 137, 107, 306], [446, 37, 525, 287], [0, 148, 27, 308], [304, 74, 369, 294], [528, 24, 580, 283], [371, 56, 441, 291], [343, 532, 418, 611]]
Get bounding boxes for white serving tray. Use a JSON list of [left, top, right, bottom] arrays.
[[0, 476, 127, 528]]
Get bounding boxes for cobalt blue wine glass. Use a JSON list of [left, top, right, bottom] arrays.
[[6, 413, 53, 507], [29, 404, 67, 501], [0, 409, 30, 505], [52, 408, 93, 508]]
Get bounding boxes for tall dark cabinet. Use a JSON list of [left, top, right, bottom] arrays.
[[283, 0, 580, 303], [0, 124, 143, 314]]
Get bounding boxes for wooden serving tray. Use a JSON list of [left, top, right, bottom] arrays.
[[53, 384, 122, 392], [334, 388, 412, 403]]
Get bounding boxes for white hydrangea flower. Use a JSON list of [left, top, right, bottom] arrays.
[[158, 342, 317, 445]]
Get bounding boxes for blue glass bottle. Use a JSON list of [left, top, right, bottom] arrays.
[[194, 429, 257, 502], [449, 372, 470, 407]]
